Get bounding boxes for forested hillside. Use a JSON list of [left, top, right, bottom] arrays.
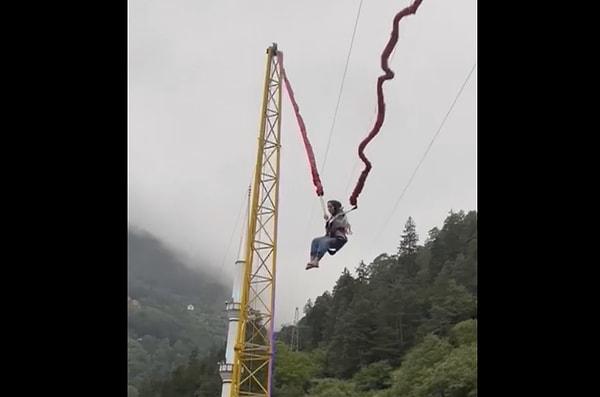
[[135, 209, 477, 397], [128, 227, 230, 396]]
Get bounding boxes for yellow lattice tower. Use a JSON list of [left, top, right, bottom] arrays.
[[230, 43, 282, 397]]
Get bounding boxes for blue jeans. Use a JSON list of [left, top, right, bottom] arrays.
[[311, 236, 337, 260]]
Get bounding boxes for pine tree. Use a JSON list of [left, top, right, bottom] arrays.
[[398, 216, 419, 256], [356, 260, 370, 283], [425, 227, 440, 247]]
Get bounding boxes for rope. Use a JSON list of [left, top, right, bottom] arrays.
[[344, 34, 404, 198], [349, 0, 424, 208], [320, 0, 365, 173], [373, 62, 477, 243], [301, 0, 366, 235], [278, 52, 324, 197]]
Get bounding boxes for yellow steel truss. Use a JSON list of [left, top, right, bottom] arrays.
[[230, 43, 282, 397]]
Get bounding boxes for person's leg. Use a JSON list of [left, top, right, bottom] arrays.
[[317, 237, 331, 263], [310, 237, 320, 261], [307, 236, 329, 269], [316, 237, 336, 260], [307, 237, 337, 270], [310, 237, 321, 259]]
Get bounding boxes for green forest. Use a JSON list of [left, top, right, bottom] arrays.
[[128, 228, 230, 395], [129, 209, 477, 397]]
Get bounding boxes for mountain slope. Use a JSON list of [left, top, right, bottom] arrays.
[[127, 227, 229, 393]]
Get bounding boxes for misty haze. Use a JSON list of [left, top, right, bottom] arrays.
[[128, 0, 476, 396]]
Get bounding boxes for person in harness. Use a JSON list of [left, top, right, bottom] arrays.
[[306, 199, 351, 270]]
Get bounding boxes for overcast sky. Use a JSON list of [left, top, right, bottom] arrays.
[[128, 0, 477, 327]]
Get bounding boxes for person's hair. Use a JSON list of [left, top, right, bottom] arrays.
[[328, 200, 343, 214]]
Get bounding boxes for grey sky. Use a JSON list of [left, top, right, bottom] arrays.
[[128, 0, 477, 327]]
